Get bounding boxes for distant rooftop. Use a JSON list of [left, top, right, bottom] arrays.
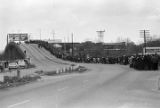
[[104, 42, 126, 46]]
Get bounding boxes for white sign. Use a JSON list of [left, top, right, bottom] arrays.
[[8, 33, 28, 42], [144, 47, 160, 55]]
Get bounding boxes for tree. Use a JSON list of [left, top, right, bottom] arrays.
[[2, 42, 25, 60]]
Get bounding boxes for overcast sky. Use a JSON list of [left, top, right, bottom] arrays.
[[0, 0, 160, 51]]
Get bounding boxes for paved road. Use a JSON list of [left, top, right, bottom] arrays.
[[0, 64, 160, 108], [1, 43, 72, 77], [20, 44, 70, 70]]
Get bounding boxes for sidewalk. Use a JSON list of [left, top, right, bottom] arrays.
[[0, 68, 38, 78]]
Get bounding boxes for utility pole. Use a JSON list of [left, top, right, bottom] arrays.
[[39, 29, 41, 40], [64, 37, 66, 53], [72, 33, 74, 57], [52, 30, 55, 40], [126, 38, 129, 55], [7, 34, 9, 45], [19, 33, 21, 43], [140, 30, 150, 55]]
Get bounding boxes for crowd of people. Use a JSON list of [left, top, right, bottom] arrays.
[[63, 54, 160, 70], [26, 40, 160, 71], [129, 54, 159, 70], [61, 55, 129, 65]]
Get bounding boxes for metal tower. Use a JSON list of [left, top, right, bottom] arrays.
[[96, 30, 105, 43]]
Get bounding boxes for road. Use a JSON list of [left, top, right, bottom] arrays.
[[20, 44, 70, 70], [2, 43, 71, 77], [0, 63, 160, 108]]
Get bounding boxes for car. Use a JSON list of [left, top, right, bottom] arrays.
[[18, 60, 26, 68], [8, 61, 19, 70]]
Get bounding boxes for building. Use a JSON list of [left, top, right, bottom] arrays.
[[144, 47, 160, 55]]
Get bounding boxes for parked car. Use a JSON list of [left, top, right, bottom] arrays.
[[18, 60, 26, 68], [8, 61, 19, 70]]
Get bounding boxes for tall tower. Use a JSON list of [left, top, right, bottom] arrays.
[[52, 30, 55, 40], [96, 30, 105, 43]]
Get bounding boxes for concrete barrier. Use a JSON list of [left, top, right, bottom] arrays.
[[60, 69, 63, 73], [63, 67, 66, 73], [56, 69, 59, 74], [66, 67, 70, 72]]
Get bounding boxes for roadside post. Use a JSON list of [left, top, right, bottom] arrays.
[[56, 69, 59, 74], [71, 64, 74, 72], [66, 67, 68, 72], [17, 67, 20, 78], [60, 69, 63, 73], [63, 67, 66, 73]]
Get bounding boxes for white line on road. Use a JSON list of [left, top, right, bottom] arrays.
[[58, 87, 68, 91], [8, 100, 30, 108]]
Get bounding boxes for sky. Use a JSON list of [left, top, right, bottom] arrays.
[[0, 0, 160, 51]]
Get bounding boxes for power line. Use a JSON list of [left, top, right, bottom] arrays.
[[72, 33, 74, 57], [39, 29, 42, 40], [52, 30, 55, 40], [140, 30, 150, 55]]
